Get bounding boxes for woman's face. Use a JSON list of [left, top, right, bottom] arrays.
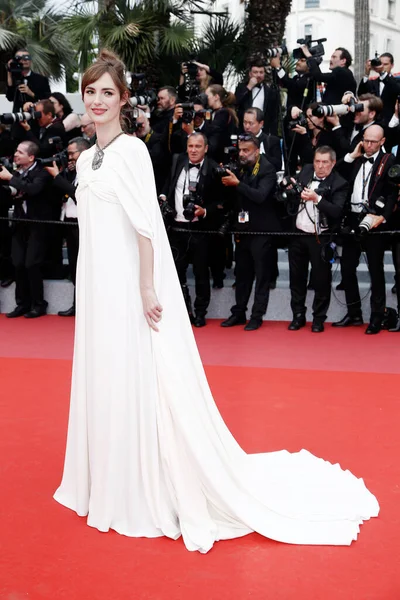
[[206, 89, 218, 109], [306, 109, 324, 131], [50, 96, 63, 117], [83, 72, 126, 126], [196, 67, 207, 82]]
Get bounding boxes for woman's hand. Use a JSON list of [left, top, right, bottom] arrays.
[[141, 287, 163, 332]]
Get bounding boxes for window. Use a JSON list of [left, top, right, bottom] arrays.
[[386, 38, 394, 52], [305, 0, 320, 7], [304, 24, 313, 37], [388, 0, 396, 20]]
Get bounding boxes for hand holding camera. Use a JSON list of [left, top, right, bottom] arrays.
[[221, 169, 240, 187], [0, 166, 13, 181], [44, 161, 60, 178], [301, 187, 320, 204]]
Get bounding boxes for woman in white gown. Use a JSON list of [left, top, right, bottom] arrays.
[[54, 50, 379, 553]]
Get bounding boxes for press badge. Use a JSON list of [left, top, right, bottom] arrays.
[[238, 210, 249, 223]]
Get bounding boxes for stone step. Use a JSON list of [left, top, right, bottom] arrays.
[[0, 278, 396, 322]]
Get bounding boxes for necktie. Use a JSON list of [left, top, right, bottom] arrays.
[[188, 163, 200, 169], [361, 156, 374, 164]]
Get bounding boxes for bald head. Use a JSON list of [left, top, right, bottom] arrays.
[[363, 124, 386, 157]]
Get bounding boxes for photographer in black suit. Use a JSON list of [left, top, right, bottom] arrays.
[[20, 99, 67, 158], [0, 141, 53, 318], [332, 124, 397, 334], [159, 132, 225, 327], [220, 134, 280, 331], [302, 47, 356, 104], [288, 146, 348, 332], [242, 108, 282, 171], [133, 108, 170, 194], [358, 53, 400, 126], [45, 136, 90, 316], [270, 53, 316, 116], [6, 49, 51, 111], [235, 59, 279, 135]]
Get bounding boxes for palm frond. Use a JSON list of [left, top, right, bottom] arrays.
[[0, 25, 22, 50], [158, 22, 192, 55]]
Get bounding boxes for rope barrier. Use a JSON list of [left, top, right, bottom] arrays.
[[0, 216, 399, 236]]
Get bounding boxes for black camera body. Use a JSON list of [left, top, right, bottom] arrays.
[[37, 150, 68, 168], [182, 191, 202, 222], [288, 113, 308, 129], [293, 35, 326, 63], [7, 58, 24, 85], [213, 141, 240, 179], [159, 198, 177, 222]]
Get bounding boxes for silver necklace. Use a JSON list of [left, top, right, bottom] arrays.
[[92, 131, 124, 170]]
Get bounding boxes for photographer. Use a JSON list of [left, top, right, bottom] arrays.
[[0, 140, 53, 318], [49, 92, 82, 143], [80, 113, 96, 144], [332, 124, 397, 334], [243, 108, 282, 171], [270, 53, 316, 116], [132, 108, 170, 194], [205, 85, 239, 162], [170, 98, 211, 155], [44, 137, 90, 316], [159, 132, 224, 327], [302, 46, 356, 105], [20, 99, 67, 158], [6, 49, 51, 111], [150, 86, 178, 135], [287, 146, 348, 333], [220, 134, 280, 331], [178, 60, 223, 101], [235, 59, 279, 135], [358, 53, 400, 126]]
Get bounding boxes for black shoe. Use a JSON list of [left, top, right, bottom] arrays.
[[389, 318, 400, 332], [392, 285, 397, 294], [336, 281, 345, 291], [244, 318, 262, 331], [58, 306, 75, 317], [365, 320, 382, 335], [221, 315, 246, 327], [311, 320, 324, 333], [212, 280, 224, 289], [6, 305, 29, 318], [307, 281, 314, 291], [269, 281, 277, 290], [1, 277, 14, 288], [288, 315, 306, 331], [24, 306, 47, 319], [332, 314, 364, 328], [193, 315, 206, 328]]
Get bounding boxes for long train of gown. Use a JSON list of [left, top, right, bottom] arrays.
[[54, 135, 379, 553]]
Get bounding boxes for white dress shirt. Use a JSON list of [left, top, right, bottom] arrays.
[[174, 160, 204, 223], [252, 85, 265, 111], [345, 151, 380, 213], [296, 177, 327, 234]]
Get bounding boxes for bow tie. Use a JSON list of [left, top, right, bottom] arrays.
[[312, 176, 324, 182], [188, 163, 200, 169], [361, 156, 374, 164], [354, 124, 364, 132]]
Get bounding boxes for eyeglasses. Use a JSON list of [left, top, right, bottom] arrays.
[[15, 55, 31, 61], [363, 139, 382, 145], [238, 134, 254, 141]]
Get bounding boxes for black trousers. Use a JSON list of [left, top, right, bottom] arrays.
[[64, 218, 79, 287], [169, 228, 210, 317], [289, 234, 332, 321], [341, 234, 386, 318], [11, 223, 47, 309], [231, 235, 273, 320], [209, 233, 226, 284]]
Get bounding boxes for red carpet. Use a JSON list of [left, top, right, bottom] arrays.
[[0, 317, 399, 600]]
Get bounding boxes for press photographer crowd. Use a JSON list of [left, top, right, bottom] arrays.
[[0, 42, 400, 334]]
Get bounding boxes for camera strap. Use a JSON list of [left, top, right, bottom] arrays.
[[367, 153, 391, 205]]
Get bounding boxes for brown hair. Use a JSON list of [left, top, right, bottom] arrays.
[[359, 93, 383, 116], [81, 49, 129, 100], [207, 84, 238, 127], [37, 98, 55, 117]]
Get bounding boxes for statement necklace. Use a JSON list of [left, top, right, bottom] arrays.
[[92, 131, 124, 170]]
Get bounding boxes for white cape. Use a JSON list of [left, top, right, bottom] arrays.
[[54, 135, 379, 553]]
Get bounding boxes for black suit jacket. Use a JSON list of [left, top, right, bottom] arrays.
[[234, 155, 280, 233], [258, 132, 282, 171], [358, 75, 400, 125], [277, 71, 316, 112], [344, 150, 397, 224], [9, 162, 54, 220], [53, 169, 77, 203], [163, 154, 225, 230], [306, 58, 357, 104], [235, 81, 279, 135], [293, 165, 348, 230], [24, 120, 67, 158], [6, 71, 51, 111]]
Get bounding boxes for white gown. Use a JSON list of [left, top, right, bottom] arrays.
[[54, 135, 379, 553]]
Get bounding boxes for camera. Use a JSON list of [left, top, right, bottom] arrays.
[[312, 99, 363, 118], [288, 113, 308, 129], [159, 197, 177, 222], [277, 176, 304, 201], [265, 45, 288, 58], [36, 136, 68, 168], [293, 35, 326, 63], [370, 53, 381, 69], [358, 214, 375, 236], [129, 90, 157, 108], [355, 196, 386, 237], [7, 56, 26, 85], [213, 135, 240, 178], [180, 56, 200, 100], [0, 106, 41, 125]]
